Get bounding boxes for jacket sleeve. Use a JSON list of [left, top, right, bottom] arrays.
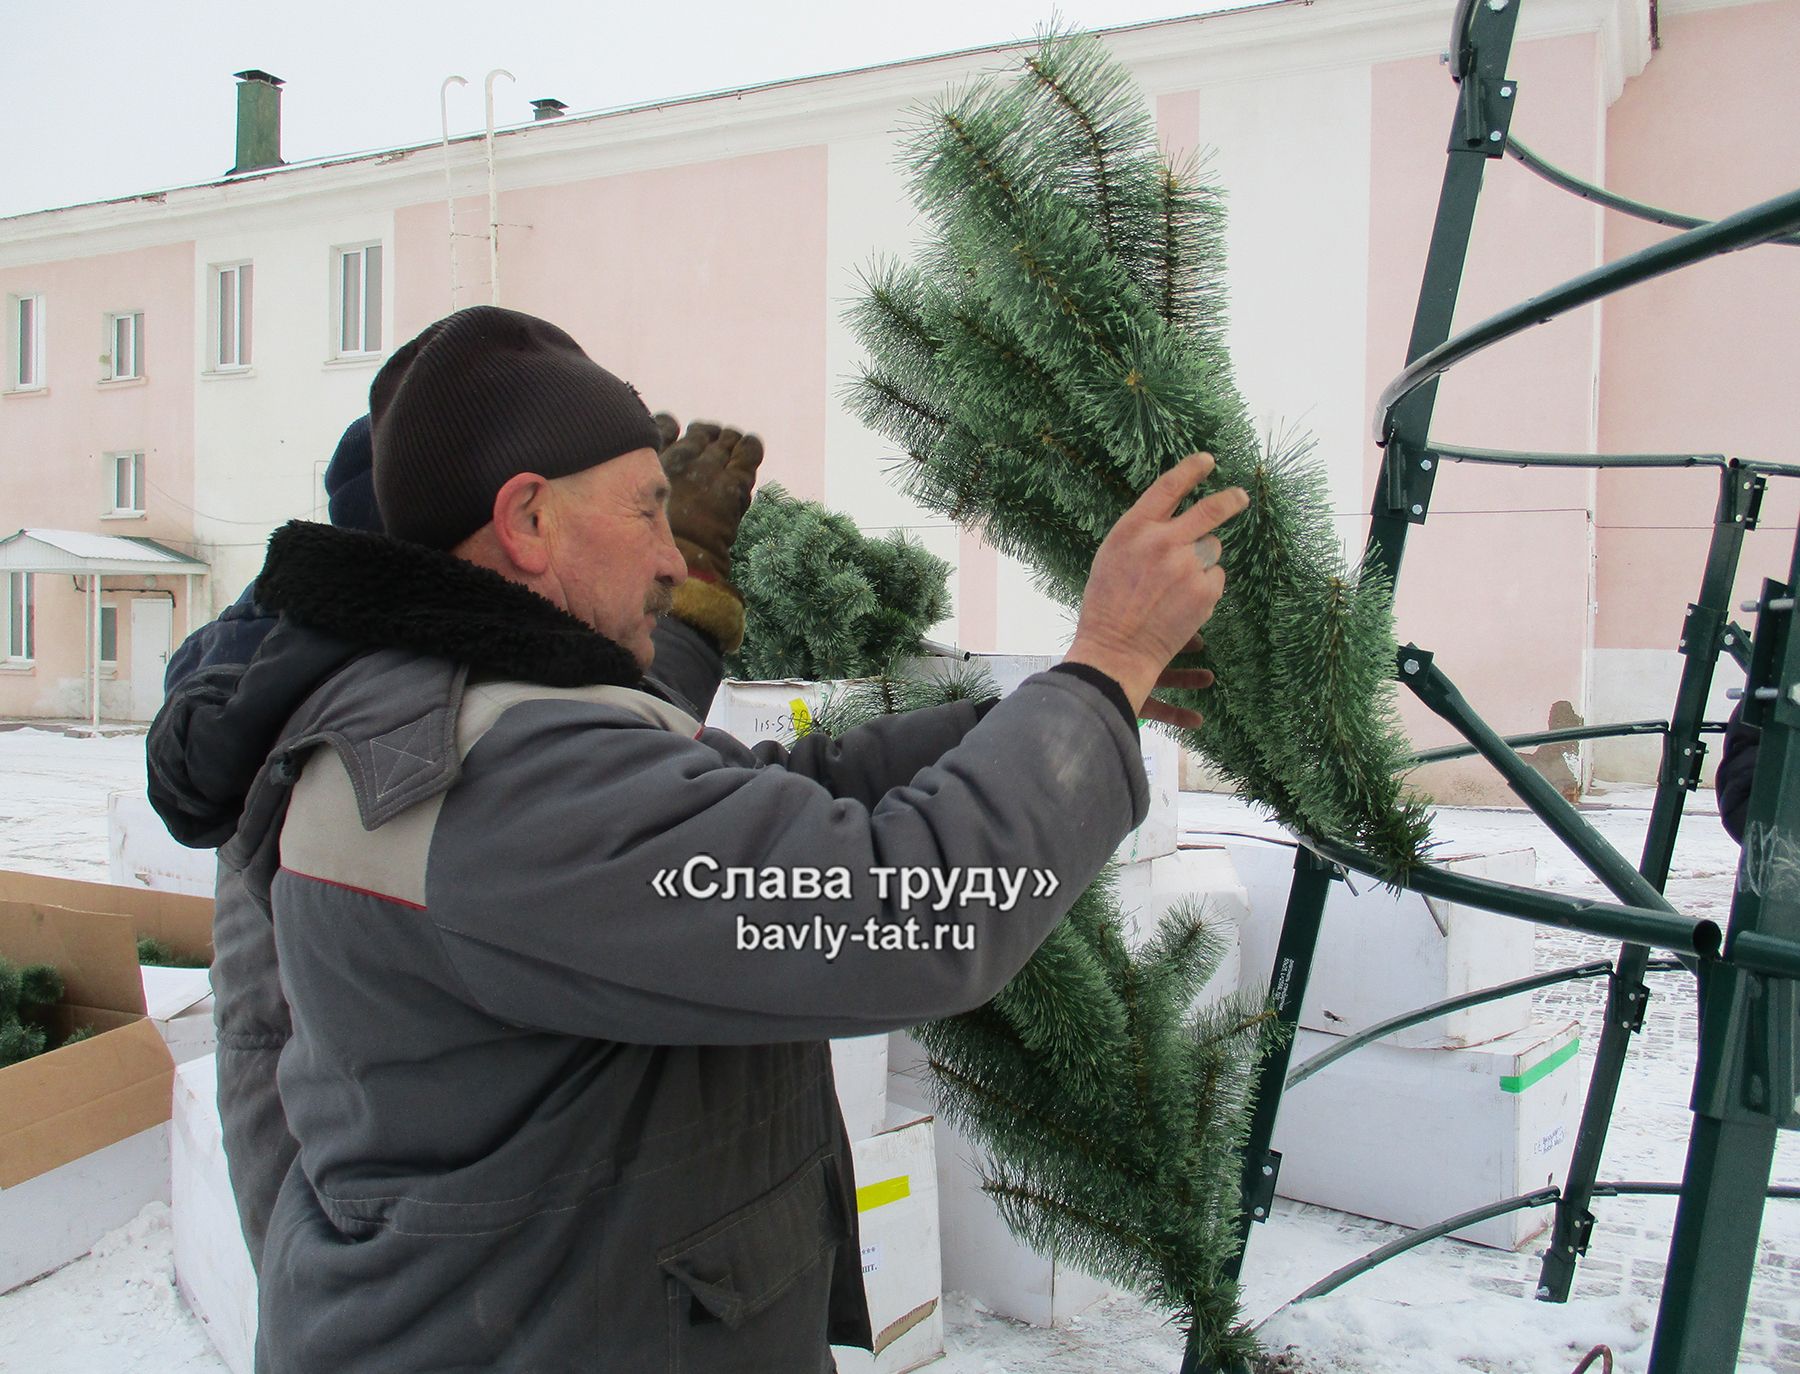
[[424, 669, 1147, 1045], [163, 584, 276, 692], [644, 615, 727, 722]]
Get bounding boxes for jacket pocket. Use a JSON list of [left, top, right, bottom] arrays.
[[658, 1150, 848, 1372], [658, 1149, 847, 1328]]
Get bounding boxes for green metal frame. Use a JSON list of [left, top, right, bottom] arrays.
[[1187, 3, 1800, 1371]]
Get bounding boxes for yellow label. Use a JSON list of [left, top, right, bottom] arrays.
[[857, 1174, 910, 1213], [791, 698, 814, 736]]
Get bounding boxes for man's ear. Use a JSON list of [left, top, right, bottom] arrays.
[[489, 472, 554, 576]]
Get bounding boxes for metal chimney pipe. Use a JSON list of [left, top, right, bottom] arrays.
[[230, 70, 285, 175], [530, 98, 568, 121]]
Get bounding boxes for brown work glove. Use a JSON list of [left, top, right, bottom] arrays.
[[654, 413, 764, 654]]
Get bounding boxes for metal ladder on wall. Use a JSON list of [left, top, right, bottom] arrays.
[[1189, 2, 1800, 1370]]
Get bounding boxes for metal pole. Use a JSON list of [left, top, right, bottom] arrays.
[[483, 69, 514, 307], [439, 75, 468, 312], [1538, 464, 1760, 1302], [89, 575, 100, 733], [1184, 847, 1335, 1374], [1647, 541, 1800, 1372]]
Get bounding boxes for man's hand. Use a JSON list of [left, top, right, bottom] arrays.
[[654, 413, 765, 653], [1063, 452, 1247, 730]]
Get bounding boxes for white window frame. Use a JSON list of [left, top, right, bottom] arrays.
[[107, 311, 145, 380], [4, 573, 34, 663], [106, 451, 146, 516], [334, 243, 383, 357], [98, 602, 119, 668], [10, 293, 45, 390], [212, 262, 253, 370]]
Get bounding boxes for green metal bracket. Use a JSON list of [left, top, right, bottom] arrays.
[[1380, 437, 1440, 525], [1451, 76, 1518, 156], [1722, 620, 1755, 672]]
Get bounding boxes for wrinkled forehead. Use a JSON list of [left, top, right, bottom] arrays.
[[551, 446, 667, 504]]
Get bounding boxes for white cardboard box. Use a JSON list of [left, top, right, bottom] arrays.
[[1270, 1019, 1583, 1249], [833, 1108, 945, 1374], [109, 789, 217, 897], [1114, 727, 1181, 864], [172, 1053, 258, 1374], [141, 964, 217, 1065], [705, 678, 835, 741], [885, 1071, 1111, 1329], [0, 899, 178, 1294], [1210, 837, 1538, 1048], [832, 1033, 890, 1141], [0, 1123, 170, 1294]]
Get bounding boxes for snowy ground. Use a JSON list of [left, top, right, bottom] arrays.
[[0, 723, 1795, 1373]]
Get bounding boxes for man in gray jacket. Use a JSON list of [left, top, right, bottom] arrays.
[[148, 305, 1244, 1373]]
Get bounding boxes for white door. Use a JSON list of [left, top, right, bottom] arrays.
[[129, 598, 173, 720]]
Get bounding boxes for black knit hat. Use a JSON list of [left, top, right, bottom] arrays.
[[370, 306, 663, 550]]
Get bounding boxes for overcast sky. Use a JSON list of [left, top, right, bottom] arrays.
[[6, 0, 1252, 220]]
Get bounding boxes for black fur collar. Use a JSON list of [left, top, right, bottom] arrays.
[[255, 521, 643, 689]]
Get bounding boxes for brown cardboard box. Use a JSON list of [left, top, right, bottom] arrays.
[[0, 869, 213, 965], [0, 900, 179, 1291]]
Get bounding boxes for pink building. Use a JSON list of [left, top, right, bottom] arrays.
[[0, 0, 1791, 810]]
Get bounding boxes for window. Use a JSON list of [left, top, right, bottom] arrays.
[[99, 605, 118, 665], [4, 574, 33, 661], [336, 244, 382, 355], [10, 294, 45, 389], [108, 311, 144, 380], [214, 263, 253, 369], [108, 452, 146, 515]]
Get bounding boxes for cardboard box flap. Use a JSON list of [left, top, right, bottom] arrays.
[[0, 902, 146, 1015], [140, 965, 214, 1021], [0, 1017, 174, 1188], [0, 869, 213, 965]]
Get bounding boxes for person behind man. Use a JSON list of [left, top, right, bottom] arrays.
[[147, 305, 1244, 1373], [163, 417, 380, 689]]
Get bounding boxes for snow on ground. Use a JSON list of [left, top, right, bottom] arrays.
[[0, 725, 1795, 1373]]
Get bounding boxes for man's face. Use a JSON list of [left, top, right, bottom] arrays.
[[541, 448, 687, 669]]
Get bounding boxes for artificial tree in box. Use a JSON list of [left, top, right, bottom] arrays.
[[0, 955, 91, 1066]]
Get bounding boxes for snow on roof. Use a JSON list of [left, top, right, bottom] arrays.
[[0, 529, 209, 574]]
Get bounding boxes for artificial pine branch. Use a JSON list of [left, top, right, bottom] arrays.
[[0, 955, 71, 1067], [847, 28, 1431, 876], [727, 484, 952, 680], [835, 665, 1281, 1367]]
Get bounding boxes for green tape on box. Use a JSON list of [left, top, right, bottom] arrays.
[[1500, 1037, 1580, 1094]]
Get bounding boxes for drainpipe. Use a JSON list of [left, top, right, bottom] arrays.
[[484, 69, 514, 306]]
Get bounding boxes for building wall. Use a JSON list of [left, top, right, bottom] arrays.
[[190, 202, 397, 603], [1591, 0, 1800, 781], [0, 0, 1784, 769], [0, 240, 199, 718]]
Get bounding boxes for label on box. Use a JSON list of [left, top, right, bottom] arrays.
[[861, 1242, 882, 1276]]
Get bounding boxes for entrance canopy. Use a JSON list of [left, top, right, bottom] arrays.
[[0, 528, 209, 577], [0, 529, 209, 731]]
